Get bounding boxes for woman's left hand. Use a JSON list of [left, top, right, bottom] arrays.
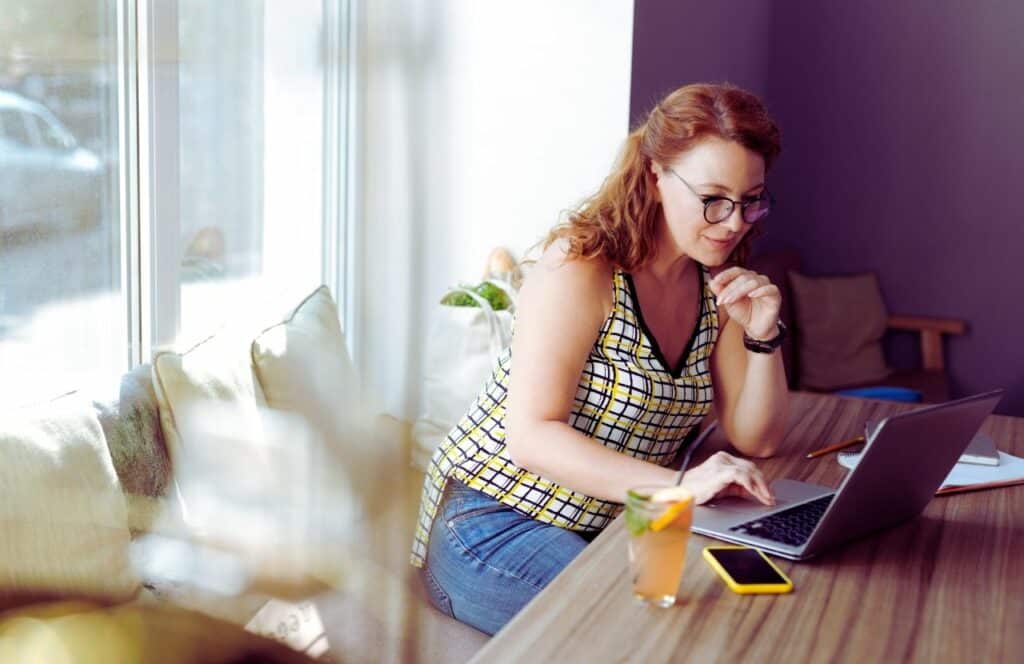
[[709, 267, 781, 340]]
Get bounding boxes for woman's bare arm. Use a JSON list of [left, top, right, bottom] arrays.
[[505, 246, 773, 505], [505, 245, 680, 501], [708, 268, 790, 457]]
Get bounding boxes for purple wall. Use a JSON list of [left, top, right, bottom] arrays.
[[629, 2, 772, 127], [631, 1, 1024, 416]]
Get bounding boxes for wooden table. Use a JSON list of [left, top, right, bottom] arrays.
[[469, 392, 1024, 664]]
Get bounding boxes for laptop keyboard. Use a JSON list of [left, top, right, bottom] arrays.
[[729, 495, 834, 547]]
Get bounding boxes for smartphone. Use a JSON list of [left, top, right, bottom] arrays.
[[702, 545, 793, 594]]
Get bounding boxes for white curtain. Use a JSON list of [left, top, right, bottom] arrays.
[[354, 1, 635, 420]]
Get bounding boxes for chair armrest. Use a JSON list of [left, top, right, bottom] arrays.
[[887, 315, 966, 335], [886, 315, 967, 371]]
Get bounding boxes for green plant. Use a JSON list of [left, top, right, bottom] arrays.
[[440, 281, 512, 310]]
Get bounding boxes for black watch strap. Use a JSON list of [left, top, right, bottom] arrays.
[[743, 321, 787, 354]]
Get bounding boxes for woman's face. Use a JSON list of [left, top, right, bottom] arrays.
[[650, 136, 766, 267]]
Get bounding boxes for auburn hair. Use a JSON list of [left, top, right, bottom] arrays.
[[543, 82, 781, 270]]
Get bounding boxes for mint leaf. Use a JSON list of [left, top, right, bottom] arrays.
[[625, 508, 649, 536]]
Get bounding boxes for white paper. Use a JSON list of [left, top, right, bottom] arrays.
[[837, 450, 1024, 488], [245, 599, 328, 657]]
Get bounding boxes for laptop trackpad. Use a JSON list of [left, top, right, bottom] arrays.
[[693, 479, 834, 528]]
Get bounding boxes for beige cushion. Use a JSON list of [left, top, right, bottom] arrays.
[[250, 286, 360, 435], [250, 287, 389, 560], [788, 271, 891, 391], [150, 317, 325, 591], [0, 396, 139, 603], [151, 325, 267, 527], [147, 286, 381, 593]]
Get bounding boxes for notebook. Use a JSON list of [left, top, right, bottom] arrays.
[[838, 449, 1024, 493]]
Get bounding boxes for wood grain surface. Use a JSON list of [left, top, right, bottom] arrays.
[[469, 392, 1024, 664]]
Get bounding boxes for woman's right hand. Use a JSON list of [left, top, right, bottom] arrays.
[[680, 451, 776, 505]]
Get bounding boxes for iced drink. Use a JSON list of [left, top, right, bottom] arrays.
[[625, 485, 694, 607]]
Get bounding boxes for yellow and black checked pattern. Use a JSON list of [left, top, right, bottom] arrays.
[[410, 266, 719, 567]]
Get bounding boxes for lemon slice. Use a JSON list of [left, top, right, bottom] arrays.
[[648, 487, 694, 533]]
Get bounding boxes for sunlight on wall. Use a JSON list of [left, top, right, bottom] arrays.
[[358, 0, 635, 419]]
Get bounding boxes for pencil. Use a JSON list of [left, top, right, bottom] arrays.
[[935, 478, 1024, 496], [805, 436, 866, 460]]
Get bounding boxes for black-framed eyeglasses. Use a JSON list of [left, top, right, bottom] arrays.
[[666, 167, 774, 224]]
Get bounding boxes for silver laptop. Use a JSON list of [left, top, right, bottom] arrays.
[[691, 390, 1004, 560]]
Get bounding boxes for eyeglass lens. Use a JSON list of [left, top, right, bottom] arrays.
[[705, 197, 771, 224]]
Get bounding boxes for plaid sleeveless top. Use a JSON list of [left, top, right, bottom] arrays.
[[411, 265, 719, 567]]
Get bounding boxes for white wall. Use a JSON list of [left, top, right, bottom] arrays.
[[356, 1, 635, 419]]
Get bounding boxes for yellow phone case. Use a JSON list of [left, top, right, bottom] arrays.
[[702, 545, 794, 595]]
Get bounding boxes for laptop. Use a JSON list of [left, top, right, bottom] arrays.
[[863, 418, 1000, 466], [691, 389, 1004, 560]]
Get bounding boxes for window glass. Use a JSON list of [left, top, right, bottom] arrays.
[[29, 109, 76, 150], [176, 0, 324, 341], [0, 0, 338, 406], [0, 109, 33, 147], [0, 0, 124, 406]]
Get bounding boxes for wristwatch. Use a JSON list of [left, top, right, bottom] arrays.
[[743, 321, 787, 354]]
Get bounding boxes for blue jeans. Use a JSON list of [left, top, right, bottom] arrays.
[[420, 479, 595, 635]]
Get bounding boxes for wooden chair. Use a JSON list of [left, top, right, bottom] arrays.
[[747, 250, 966, 403], [872, 315, 966, 402]]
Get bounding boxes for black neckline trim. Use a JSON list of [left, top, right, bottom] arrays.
[[623, 266, 705, 379]]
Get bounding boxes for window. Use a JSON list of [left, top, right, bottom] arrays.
[[29, 109, 76, 150], [0, 0, 353, 407], [0, 0, 124, 406], [0, 109, 34, 147], [156, 1, 330, 344]]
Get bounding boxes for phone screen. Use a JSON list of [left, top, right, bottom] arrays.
[[707, 547, 788, 585]]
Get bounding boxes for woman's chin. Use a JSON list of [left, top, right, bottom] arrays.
[[692, 249, 731, 267]]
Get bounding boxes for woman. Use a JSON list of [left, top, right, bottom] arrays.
[[411, 82, 789, 635]]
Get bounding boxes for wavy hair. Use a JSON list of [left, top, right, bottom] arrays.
[[543, 82, 781, 270]]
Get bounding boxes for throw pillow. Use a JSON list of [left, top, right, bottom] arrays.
[[251, 286, 395, 586], [93, 364, 174, 533], [94, 364, 171, 500], [788, 271, 891, 391], [151, 323, 268, 530], [250, 286, 361, 436], [0, 395, 139, 605]]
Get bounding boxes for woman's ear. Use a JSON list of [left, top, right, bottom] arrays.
[[648, 161, 662, 202]]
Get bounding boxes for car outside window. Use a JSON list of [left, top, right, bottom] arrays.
[[0, 109, 32, 147], [25, 111, 74, 150]]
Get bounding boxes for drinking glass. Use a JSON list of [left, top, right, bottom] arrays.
[[625, 486, 694, 607]]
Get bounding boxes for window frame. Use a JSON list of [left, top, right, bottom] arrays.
[[123, 0, 355, 369], [326, 0, 361, 370]]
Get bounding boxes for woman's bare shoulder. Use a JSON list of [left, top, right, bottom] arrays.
[[534, 239, 613, 286], [522, 240, 612, 305]]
